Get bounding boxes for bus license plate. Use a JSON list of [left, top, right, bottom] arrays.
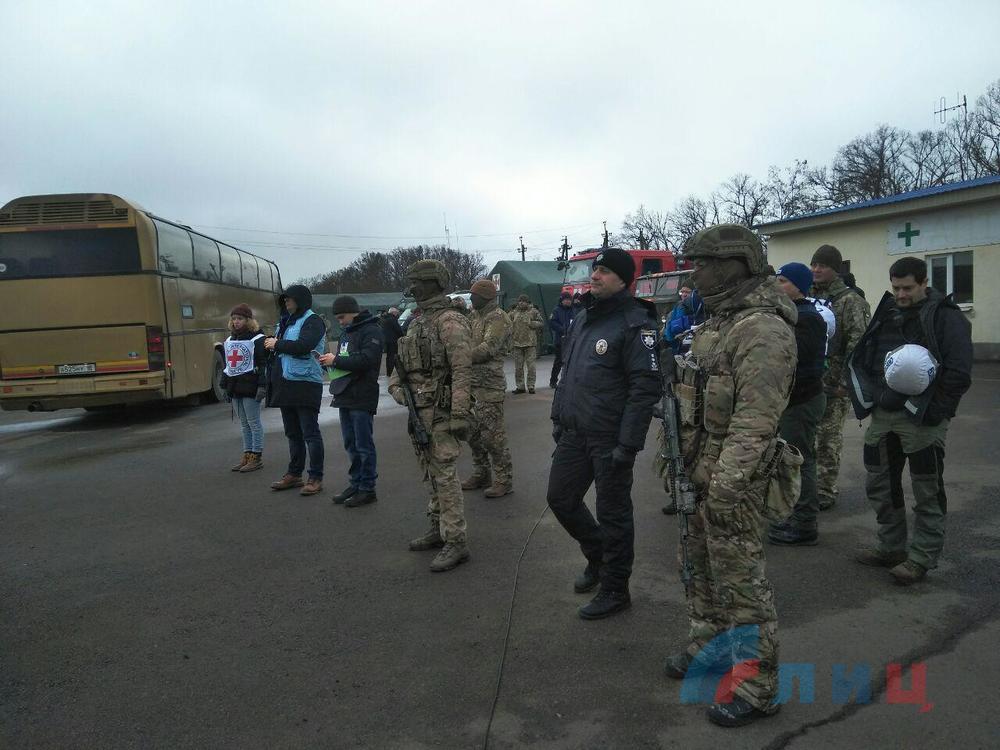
[[58, 363, 97, 375]]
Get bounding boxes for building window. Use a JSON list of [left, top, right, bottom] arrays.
[[929, 251, 973, 304]]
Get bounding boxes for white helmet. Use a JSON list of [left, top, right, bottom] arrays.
[[884, 344, 938, 396]]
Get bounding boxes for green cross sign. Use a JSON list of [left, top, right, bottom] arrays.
[[897, 222, 921, 247]]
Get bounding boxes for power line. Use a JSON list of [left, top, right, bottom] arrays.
[[191, 220, 602, 241]]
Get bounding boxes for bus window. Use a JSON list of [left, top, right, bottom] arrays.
[[239, 251, 259, 288], [270, 262, 282, 292], [257, 259, 272, 291], [219, 244, 241, 285], [153, 219, 193, 276], [192, 234, 221, 282], [0, 228, 140, 279], [641, 258, 662, 275]]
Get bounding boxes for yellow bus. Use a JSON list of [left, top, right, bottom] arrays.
[[0, 193, 282, 412]]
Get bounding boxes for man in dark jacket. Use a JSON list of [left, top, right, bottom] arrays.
[[548, 292, 575, 388], [847, 256, 972, 585], [768, 262, 828, 546], [264, 284, 327, 496], [547, 247, 662, 620], [379, 307, 404, 376], [319, 296, 385, 508]]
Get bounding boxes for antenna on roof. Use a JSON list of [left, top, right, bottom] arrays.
[[934, 93, 967, 124], [443, 213, 451, 249]]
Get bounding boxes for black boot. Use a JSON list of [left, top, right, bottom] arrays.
[[578, 587, 630, 620], [573, 561, 601, 594], [663, 651, 694, 679], [331, 486, 357, 505], [344, 490, 377, 508], [706, 696, 779, 728], [768, 524, 818, 546]]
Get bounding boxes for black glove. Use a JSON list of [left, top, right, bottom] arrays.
[[611, 445, 636, 471], [552, 424, 563, 445]]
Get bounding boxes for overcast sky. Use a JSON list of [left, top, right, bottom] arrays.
[[2, 0, 999, 284]]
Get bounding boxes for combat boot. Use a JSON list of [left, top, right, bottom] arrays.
[[232, 452, 251, 471], [344, 490, 377, 508], [706, 696, 780, 728], [430, 542, 470, 572], [768, 523, 818, 546], [331, 486, 357, 504], [578, 586, 630, 620], [511, 388, 526, 394], [527, 387, 535, 394], [855, 548, 907, 568], [461, 471, 492, 491], [890, 560, 927, 586], [240, 452, 263, 473], [573, 561, 600, 593], [483, 483, 513, 498], [408, 519, 444, 551], [818, 494, 837, 511]]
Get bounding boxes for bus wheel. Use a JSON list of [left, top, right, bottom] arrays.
[[208, 350, 226, 403]]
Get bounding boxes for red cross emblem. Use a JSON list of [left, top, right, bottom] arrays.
[[227, 349, 245, 369]]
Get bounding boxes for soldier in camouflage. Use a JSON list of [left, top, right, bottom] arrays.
[[510, 294, 544, 393], [810, 245, 871, 510], [388, 260, 474, 573], [661, 225, 798, 728], [461, 278, 515, 498]]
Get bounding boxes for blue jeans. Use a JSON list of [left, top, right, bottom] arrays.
[[234, 397, 264, 453], [280, 406, 324, 479], [339, 408, 377, 491]]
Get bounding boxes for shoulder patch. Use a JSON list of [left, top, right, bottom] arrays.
[[640, 329, 657, 350]]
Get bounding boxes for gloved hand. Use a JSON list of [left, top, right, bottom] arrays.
[[255, 387, 266, 403], [552, 423, 563, 445], [611, 445, 636, 471], [449, 416, 470, 441], [390, 388, 405, 406]]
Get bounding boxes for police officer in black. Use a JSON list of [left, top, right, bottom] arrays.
[[547, 247, 662, 619]]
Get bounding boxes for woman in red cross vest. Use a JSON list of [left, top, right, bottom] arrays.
[[221, 303, 268, 472]]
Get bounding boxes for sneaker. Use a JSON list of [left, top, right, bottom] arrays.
[[270, 474, 304, 491], [239, 453, 263, 473], [706, 696, 779, 728], [768, 524, 818, 546], [483, 483, 513, 498], [430, 542, 470, 572], [331, 486, 357, 504], [578, 587, 631, 620], [890, 560, 927, 586], [855, 548, 907, 568], [344, 490, 377, 508], [299, 478, 323, 496], [232, 452, 251, 472], [573, 561, 601, 594]]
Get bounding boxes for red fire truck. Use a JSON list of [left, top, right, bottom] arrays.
[[559, 247, 685, 297]]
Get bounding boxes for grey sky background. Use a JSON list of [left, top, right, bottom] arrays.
[[2, 0, 999, 284]]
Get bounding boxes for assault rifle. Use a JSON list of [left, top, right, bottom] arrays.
[[393, 358, 430, 450], [660, 355, 698, 595]]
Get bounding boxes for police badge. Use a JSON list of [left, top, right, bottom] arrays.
[[640, 329, 657, 350], [595, 339, 608, 355]]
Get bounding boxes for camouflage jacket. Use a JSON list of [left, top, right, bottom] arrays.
[[469, 301, 511, 401], [811, 277, 870, 394], [388, 294, 472, 417], [675, 277, 798, 503], [510, 303, 544, 347]]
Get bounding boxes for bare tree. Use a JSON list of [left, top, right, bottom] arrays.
[[904, 129, 958, 188], [714, 173, 771, 228], [618, 204, 672, 250], [764, 159, 824, 219], [829, 124, 911, 203], [305, 245, 486, 293], [666, 195, 719, 251], [968, 80, 1000, 176]]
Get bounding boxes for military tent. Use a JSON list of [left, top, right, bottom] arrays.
[[488, 261, 566, 352], [311, 291, 406, 339]]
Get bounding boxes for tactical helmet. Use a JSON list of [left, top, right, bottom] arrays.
[[684, 224, 766, 275], [406, 259, 451, 289]]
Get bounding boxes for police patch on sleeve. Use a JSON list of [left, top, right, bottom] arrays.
[[640, 329, 657, 350]]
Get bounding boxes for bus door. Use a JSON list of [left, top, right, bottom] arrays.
[[159, 274, 189, 398]]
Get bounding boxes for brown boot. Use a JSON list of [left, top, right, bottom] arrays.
[[855, 548, 907, 568], [409, 518, 444, 551], [890, 560, 927, 586], [461, 471, 491, 491], [300, 477, 323, 496], [483, 483, 513, 498], [232, 452, 251, 472], [270, 474, 304, 491], [240, 453, 263, 472], [430, 542, 470, 572]]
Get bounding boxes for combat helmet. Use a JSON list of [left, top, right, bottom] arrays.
[[684, 224, 766, 276], [406, 259, 451, 290]]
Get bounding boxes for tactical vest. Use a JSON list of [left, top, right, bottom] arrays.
[[397, 307, 458, 410]]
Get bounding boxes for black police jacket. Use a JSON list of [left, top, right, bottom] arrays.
[[551, 290, 663, 451], [328, 311, 385, 413]]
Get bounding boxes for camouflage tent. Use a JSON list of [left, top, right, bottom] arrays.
[[488, 261, 566, 352]]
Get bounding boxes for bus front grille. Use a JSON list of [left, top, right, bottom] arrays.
[[0, 200, 128, 226]]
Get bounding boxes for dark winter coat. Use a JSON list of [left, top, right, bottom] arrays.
[[219, 328, 268, 399], [267, 285, 327, 410], [379, 313, 404, 353], [548, 304, 576, 348], [847, 288, 972, 426], [551, 289, 662, 452], [788, 297, 827, 406], [328, 311, 385, 413]]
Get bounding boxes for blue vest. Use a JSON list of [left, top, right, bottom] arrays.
[[279, 309, 325, 383]]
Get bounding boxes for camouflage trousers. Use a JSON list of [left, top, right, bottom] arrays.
[[863, 408, 950, 570], [512, 346, 537, 390], [468, 398, 513, 486], [413, 407, 466, 543], [815, 394, 851, 505], [682, 494, 779, 710]]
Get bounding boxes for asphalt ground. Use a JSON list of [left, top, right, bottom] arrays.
[[2, 359, 999, 749]]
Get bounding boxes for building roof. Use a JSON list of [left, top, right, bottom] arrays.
[[759, 174, 1000, 232]]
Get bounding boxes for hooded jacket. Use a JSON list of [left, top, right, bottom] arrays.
[[847, 287, 972, 426], [548, 303, 576, 347], [267, 284, 327, 409], [328, 310, 384, 413]]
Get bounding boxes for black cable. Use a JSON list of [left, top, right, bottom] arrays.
[[482, 502, 550, 750]]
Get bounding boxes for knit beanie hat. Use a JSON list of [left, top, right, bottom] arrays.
[[331, 296, 360, 314], [592, 247, 635, 286], [777, 262, 813, 296], [230, 303, 253, 318], [470, 278, 497, 299], [811, 244, 842, 270]]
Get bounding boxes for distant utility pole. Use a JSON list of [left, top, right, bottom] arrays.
[[602, 220, 609, 249], [935, 93, 967, 124], [519, 235, 526, 262], [638, 228, 649, 250], [558, 236, 572, 263], [443, 213, 451, 249]]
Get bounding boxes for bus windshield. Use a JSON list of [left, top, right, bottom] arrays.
[[0, 228, 141, 280], [565, 259, 593, 283]]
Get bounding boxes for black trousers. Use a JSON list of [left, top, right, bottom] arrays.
[[385, 349, 397, 377], [550, 343, 563, 385], [546, 430, 635, 589]]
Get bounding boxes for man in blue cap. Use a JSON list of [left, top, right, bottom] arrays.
[[769, 262, 829, 545]]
